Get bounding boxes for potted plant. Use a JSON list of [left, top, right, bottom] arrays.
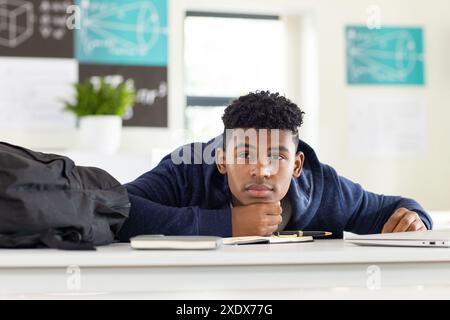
[[64, 75, 136, 154]]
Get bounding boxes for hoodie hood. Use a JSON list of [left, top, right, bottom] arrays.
[[285, 139, 324, 229]]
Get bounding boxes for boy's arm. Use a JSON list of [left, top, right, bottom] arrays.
[[327, 167, 433, 234], [118, 194, 231, 241], [117, 157, 232, 242]]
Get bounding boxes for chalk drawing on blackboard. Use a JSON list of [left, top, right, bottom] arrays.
[[39, 0, 71, 40], [0, 0, 34, 48]]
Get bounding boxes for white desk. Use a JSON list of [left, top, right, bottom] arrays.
[[1, 240, 450, 299]]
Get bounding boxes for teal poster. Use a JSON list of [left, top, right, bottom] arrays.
[[346, 26, 424, 85], [76, 0, 168, 66]]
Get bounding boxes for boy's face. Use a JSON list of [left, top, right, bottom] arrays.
[[216, 129, 304, 206]]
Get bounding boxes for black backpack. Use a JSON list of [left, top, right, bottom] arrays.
[[0, 142, 130, 250]]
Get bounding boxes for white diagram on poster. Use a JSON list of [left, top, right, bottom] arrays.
[[348, 93, 427, 159], [79, 0, 166, 57], [347, 28, 423, 83]]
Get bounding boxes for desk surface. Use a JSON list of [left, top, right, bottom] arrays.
[[1, 240, 450, 299], [1, 239, 450, 268]]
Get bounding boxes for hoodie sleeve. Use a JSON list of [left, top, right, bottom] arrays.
[[325, 166, 433, 234], [117, 156, 232, 242]]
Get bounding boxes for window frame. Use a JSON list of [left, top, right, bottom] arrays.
[[184, 11, 281, 108]]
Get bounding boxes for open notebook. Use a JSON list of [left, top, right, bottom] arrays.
[[223, 235, 314, 245], [130, 235, 314, 249]]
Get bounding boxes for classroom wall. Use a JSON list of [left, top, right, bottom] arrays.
[[169, 0, 450, 211], [311, 0, 450, 211], [1, 0, 449, 211]]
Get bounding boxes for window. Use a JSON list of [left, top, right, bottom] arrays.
[[184, 12, 288, 142]]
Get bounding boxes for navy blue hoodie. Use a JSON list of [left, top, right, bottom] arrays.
[[118, 136, 432, 241]]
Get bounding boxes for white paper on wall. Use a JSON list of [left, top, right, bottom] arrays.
[[348, 93, 427, 159], [0, 57, 77, 130]]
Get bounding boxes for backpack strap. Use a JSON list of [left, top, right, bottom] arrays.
[[40, 230, 96, 251]]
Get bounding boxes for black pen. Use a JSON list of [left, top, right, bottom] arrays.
[[274, 231, 333, 238]]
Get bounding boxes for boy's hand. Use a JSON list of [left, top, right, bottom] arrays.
[[231, 202, 282, 237], [382, 208, 427, 233]]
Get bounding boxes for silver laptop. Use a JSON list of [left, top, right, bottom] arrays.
[[344, 230, 450, 248]]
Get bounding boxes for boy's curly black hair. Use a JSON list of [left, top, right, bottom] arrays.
[[221, 91, 305, 148]]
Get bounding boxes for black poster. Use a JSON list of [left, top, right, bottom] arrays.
[[79, 64, 168, 128], [0, 0, 74, 58]]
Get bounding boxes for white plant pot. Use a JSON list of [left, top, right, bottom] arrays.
[[78, 115, 122, 154]]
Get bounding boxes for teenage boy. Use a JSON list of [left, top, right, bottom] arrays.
[[118, 91, 431, 240]]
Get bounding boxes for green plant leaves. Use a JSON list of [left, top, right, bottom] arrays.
[[64, 77, 136, 118]]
